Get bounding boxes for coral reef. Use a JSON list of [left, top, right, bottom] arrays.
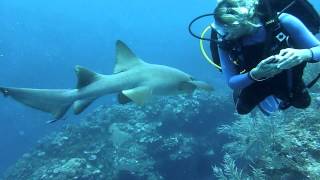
[[215, 93, 320, 179], [3, 91, 233, 180], [213, 154, 266, 180], [4, 87, 320, 179], [304, 63, 320, 92]]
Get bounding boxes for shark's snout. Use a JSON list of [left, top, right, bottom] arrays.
[[191, 81, 214, 91]]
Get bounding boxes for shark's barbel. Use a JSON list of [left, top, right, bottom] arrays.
[[0, 40, 213, 120]]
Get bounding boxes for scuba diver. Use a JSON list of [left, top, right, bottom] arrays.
[[189, 0, 320, 115]]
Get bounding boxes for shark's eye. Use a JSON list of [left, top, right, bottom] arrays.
[[190, 77, 195, 81]]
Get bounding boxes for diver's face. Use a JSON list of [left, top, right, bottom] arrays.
[[217, 7, 259, 40], [223, 24, 252, 40]]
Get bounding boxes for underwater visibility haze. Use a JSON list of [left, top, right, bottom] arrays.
[[1, 0, 320, 179], [0, 0, 218, 176]]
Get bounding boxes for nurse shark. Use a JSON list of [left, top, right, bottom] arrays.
[[0, 40, 213, 121]]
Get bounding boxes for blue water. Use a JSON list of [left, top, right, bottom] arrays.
[[1, 0, 319, 176], [0, 0, 226, 174]]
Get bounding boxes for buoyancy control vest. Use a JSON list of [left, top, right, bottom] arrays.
[[209, 0, 320, 72]]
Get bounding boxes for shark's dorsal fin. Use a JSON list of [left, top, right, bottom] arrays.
[[122, 86, 152, 105], [75, 65, 101, 89], [114, 40, 144, 73]]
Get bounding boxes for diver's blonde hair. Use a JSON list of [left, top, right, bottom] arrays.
[[214, 0, 260, 28]]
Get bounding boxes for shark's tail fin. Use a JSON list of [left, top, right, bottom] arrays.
[[0, 66, 104, 120], [0, 87, 74, 119]]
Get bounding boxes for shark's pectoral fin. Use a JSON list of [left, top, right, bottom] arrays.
[[178, 82, 197, 93], [122, 86, 152, 105], [117, 92, 133, 104], [74, 65, 102, 89], [73, 98, 97, 115]]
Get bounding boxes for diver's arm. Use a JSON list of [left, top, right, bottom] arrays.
[[218, 47, 254, 90], [280, 13, 320, 62]]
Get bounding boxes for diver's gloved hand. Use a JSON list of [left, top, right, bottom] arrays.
[[276, 48, 312, 70], [250, 55, 283, 80]]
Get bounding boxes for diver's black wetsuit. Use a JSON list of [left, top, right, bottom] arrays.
[[217, 13, 320, 114]]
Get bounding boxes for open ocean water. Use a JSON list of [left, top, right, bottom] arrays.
[[0, 0, 320, 179]]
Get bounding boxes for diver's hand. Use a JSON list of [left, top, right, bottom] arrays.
[[250, 56, 282, 80], [276, 48, 312, 70]]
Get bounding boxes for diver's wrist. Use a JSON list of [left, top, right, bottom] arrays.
[[249, 68, 263, 81], [306, 49, 314, 62], [249, 68, 265, 82], [300, 49, 314, 62]]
